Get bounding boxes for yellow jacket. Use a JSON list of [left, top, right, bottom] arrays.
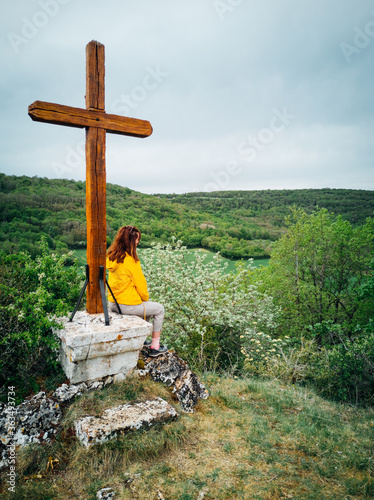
[[106, 254, 149, 305]]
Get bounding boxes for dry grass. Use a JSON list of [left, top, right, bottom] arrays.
[[1, 374, 373, 499]]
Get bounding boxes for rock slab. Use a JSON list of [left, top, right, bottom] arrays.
[[97, 487, 116, 499], [56, 311, 152, 383], [75, 397, 177, 448]]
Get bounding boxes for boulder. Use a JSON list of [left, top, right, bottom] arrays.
[[140, 349, 209, 412], [0, 378, 114, 469]]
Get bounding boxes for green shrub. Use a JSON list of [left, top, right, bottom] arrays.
[[0, 240, 83, 402], [310, 324, 374, 405], [185, 323, 246, 373], [241, 328, 320, 386], [242, 322, 374, 406]]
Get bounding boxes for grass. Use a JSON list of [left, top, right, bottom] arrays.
[[1, 374, 373, 499]]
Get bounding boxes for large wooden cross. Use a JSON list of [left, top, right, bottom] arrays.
[[28, 40, 153, 314]]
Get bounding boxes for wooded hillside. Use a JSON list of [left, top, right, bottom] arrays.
[[0, 173, 373, 259]]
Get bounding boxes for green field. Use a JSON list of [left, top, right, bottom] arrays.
[[73, 248, 270, 273]]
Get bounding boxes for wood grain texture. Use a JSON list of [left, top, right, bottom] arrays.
[[86, 40, 105, 111], [86, 127, 106, 313], [28, 101, 152, 138], [85, 41, 106, 314]]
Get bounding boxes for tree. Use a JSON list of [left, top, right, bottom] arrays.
[[257, 208, 374, 339]]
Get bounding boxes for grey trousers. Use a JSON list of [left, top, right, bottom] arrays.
[[108, 300, 164, 332]]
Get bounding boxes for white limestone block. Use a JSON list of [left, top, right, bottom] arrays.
[[56, 311, 152, 384], [75, 397, 178, 448], [56, 311, 152, 352], [62, 334, 147, 362], [59, 348, 139, 384]]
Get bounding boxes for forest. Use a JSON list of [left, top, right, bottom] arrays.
[[1, 173, 373, 259]]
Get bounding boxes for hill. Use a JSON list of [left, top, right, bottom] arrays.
[[0, 173, 373, 259], [159, 188, 373, 224]]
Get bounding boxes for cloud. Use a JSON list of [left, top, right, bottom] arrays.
[[0, 0, 373, 193]]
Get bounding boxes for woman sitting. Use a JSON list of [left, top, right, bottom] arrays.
[[106, 225, 167, 357]]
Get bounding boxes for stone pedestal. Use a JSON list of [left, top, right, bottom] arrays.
[[56, 311, 152, 384]]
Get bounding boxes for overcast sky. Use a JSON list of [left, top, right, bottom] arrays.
[[1, 0, 374, 194]]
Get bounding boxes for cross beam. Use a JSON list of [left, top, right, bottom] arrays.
[[28, 101, 152, 137], [28, 40, 153, 314]]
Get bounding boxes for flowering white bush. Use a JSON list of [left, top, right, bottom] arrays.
[[240, 327, 289, 373], [141, 239, 279, 369]]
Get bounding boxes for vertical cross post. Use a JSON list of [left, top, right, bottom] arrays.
[[28, 40, 153, 317], [85, 41, 106, 313]]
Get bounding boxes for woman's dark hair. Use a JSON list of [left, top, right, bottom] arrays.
[[107, 225, 141, 263]]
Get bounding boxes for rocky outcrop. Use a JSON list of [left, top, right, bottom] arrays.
[[0, 350, 209, 470], [0, 376, 117, 469], [52, 376, 115, 404], [140, 349, 209, 413]]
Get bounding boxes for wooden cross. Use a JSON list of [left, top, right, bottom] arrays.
[[28, 40, 153, 314]]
